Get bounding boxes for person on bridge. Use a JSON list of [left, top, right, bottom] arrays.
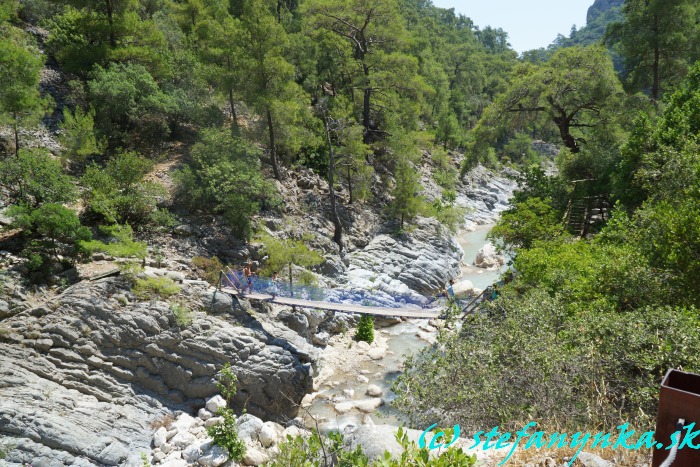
[[270, 271, 280, 299], [244, 260, 254, 293], [447, 279, 455, 300]]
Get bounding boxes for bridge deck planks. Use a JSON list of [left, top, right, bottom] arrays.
[[220, 287, 442, 319]]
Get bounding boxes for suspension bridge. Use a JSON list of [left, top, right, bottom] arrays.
[[215, 269, 498, 320]]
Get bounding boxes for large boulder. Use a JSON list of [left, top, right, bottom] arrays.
[[0, 278, 312, 465], [473, 243, 505, 268], [451, 279, 474, 296]]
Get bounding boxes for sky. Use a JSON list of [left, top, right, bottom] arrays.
[[431, 0, 594, 54]]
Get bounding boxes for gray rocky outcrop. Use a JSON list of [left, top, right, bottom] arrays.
[[347, 217, 463, 296], [457, 164, 517, 226], [0, 277, 312, 465]]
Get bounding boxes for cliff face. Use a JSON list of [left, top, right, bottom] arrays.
[[0, 277, 312, 466]]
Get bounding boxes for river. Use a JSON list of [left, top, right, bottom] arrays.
[[306, 224, 507, 433]]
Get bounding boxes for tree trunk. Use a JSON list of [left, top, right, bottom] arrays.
[[323, 116, 343, 252], [651, 14, 660, 101], [12, 115, 19, 157], [266, 106, 282, 180], [553, 113, 579, 153], [229, 88, 239, 135], [362, 62, 371, 142], [652, 45, 660, 101], [105, 0, 116, 48]]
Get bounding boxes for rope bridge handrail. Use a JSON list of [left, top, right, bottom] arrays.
[[219, 269, 475, 312]]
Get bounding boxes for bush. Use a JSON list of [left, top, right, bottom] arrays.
[[80, 224, 148, 259], [174, 129, 278, 240], [269, 427, 476, 466], [81, 152, 169, 228], [133, 276, 180, 300], [9, 203, 90, 282], [170, 303, 192, 327], [89, 63, 177, 150], [207, 364, 245, 461], [393, 288, 700, 433], [192, 256, 224, 286], [355, 314, 374, 344], [269, 431, 368, 467], [0, 149, 77, 208]]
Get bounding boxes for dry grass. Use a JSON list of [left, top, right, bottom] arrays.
[[149, 413, 175, 430]]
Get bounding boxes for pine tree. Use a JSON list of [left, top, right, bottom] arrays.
[[355, 314, 374, 344]]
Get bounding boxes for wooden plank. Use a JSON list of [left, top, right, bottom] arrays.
[[220, 287, 442, 319]]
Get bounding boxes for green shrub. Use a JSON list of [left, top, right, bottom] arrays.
[[170, 303, 192, 327], [207, 364, 245, 461], [173, 129, 278, 240], [80, 224, 148, 259], [8, 203, 92, 262], [269, 427, 476, 466], [394, 288, 700, 433], [192, 256, 224, 285], [355, 314, 374, 344], [81, 152, 170, 228], [0, 149, 77, 208], [133, 276, 180, 300], [269, 431, 369, 467]]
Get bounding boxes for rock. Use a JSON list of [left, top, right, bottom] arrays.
[[451, 279, 474, 296], [473, 243, 505, 268], [205, 417, 223, 428], [0, 278, 312, 463], [166, 270, 185, 282], [202, 290, 233, 314], [300, 393, 316, 407], [577, 452, 612, 467], [278, 310, 309, 335], [347, 218, 463, 296], [259, 421, 281, 447], [172, 413, 197, 433], [367, 347, 385, 361], [198, 444, 229, 466], [198, 408, 214, 421], [171, 430, 197, 449], [237, 414, 264, 443], [320, 258, 345, 277], [174, 225, 193, 236], [242, 446, 269, 466], [283, 425, 304, 439], [355, 398, 383, 413], [416, 331, 436, 344], [342, 389, 355, 398], [356, 375, 369, 384], [312, 331, 330, 346], [205, 395, 227, 414], [361, 414, 375, 426], [356, 341, 371, 352], [161, 458, 188, 467], [183, 441, 206, 462], [365, 385, 383, 397], [153, 427, 168, 448], [334, 401, 355, 414]]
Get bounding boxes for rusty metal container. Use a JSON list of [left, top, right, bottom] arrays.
[[652, 369, 700, 467]]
